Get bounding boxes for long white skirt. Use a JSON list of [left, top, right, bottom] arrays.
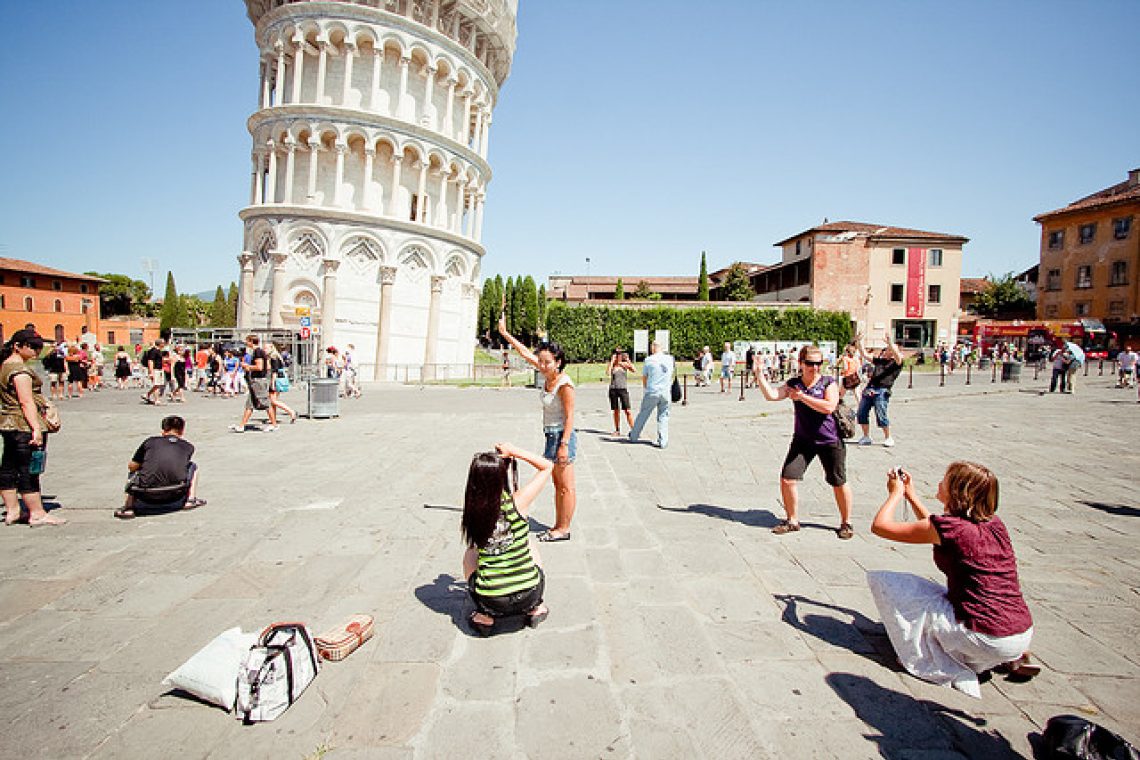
[[866, 570, 1032, 698]]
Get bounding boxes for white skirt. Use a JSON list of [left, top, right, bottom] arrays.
[[866, 570, 1032, 698]]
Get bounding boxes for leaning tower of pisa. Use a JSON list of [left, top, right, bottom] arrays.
[[238, 0, 517, 379]]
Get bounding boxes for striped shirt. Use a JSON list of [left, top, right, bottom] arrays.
[[474, 493, 540, 597]]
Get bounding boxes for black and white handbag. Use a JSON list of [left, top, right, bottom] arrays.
[[235, 622, 320, 723]]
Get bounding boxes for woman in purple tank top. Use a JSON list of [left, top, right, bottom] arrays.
[[867, 461, 1039, 698]]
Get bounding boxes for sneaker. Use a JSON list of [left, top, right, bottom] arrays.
[[857, 436, 873, 446], [882, 437, 896, 447], [228, 424, 244, 433], [263, 425, 278, 432]]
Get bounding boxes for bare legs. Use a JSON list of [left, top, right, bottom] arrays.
[[550, 462, 575, 537], [779, 479, 852, 527], [2, 489, 59, 525]]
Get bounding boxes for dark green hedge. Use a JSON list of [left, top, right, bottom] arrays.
[[544, 303, 852, 361]]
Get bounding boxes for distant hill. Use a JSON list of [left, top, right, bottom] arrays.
[[193, 289, 219, 300]]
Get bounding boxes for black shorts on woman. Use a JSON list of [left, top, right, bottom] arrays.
[[780, 374, 847, 487], [468, 567, 545, 618]]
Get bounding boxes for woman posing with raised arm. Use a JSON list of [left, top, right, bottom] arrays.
[[867, 462, 1039, 698], [605, 347, 637, 436], [498, 314, 577, 542], [462, 442, 553, 636]]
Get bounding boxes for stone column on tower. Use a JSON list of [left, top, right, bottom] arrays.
[[362, 147, 376, 211], [423, 274, 446, 376], [421, 64, 436, 127], [283, 138, 297, 204], [306, 139, 320, 203], [333, 142, 347, 207], [369, 46, 383, 111], [315, 37, 329, 103], [396, 56, 410, 119], [415, 161, 428, 222], [265, 141, 278, 203], [320, 259, 340, 347], [341, 41, 355, 106], [388, 153, 403, 217], [273, 41, 287, 106], [237, 252, 256, 328], [291, 33, 306, 103], [373, 265, 398, 380]]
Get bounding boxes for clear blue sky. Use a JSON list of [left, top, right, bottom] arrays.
[[2, 0, 1137, 295]]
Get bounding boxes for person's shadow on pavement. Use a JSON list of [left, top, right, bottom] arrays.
[[774, 593, 896, 665], [413, 573, 529, 637], [656, 503, 782, 528], [825, 672, 1024, 759]]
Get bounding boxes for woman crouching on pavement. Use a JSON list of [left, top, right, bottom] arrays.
[[867, 461, 1039, 698], [462, 442, 552, 636]]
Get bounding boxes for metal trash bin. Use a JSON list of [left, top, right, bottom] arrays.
[[1001, 361, 1022, 383], [307, 378, 340, 418]]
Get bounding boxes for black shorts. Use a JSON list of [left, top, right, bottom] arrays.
[[781, 438, 847, 487], [608, 388, 631, 411], [468, 567, 545, 618], [0, 430, 43, 493]]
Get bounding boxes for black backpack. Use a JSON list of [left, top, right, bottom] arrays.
[[1042, 715, 1138, 759]]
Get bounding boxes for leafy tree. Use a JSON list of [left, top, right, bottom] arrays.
[[698, 252, 710, 301], [633, 280, 655, 299], [86, 272, 152, 317], [723, 263, 754, 302], [972, 272, 1035, 318], [209, 286, 230, 326], [181, 295, 208, 327], [159, 272, 184, 334], [614, 278, 624, 300]]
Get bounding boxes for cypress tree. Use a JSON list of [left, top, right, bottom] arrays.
[[504, 276, 515, 334], [227, 282, 239, 326], [698, 251, 710, 301], [209, 286, 229, 326], [537, 284, 547, 332], [614, 277, 625, 300], [522, 275, 539, 341], [159, 272, 181, 335]]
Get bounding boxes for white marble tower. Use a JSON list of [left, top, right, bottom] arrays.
[[238, 0, 517, 378]]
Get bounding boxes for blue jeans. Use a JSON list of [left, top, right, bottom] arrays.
[[856, 388, 891, 428], [629, 393, 670, 448]]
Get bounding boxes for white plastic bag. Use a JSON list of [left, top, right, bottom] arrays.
[[163, 627, 257, 710]]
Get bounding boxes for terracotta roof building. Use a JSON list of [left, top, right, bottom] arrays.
[[1034, 169, 1140, 332], [0, 258, 104, 345]]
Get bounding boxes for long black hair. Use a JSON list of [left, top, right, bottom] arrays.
[[0, 329, 44, 363], [461, 452, 518, 548]]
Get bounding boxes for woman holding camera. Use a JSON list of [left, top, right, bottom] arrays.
[[0, 330, 65, 526], [606, 348, 637, 436], [868, 461, 1038, 698]]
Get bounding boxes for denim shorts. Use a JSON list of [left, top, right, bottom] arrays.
[[543, 427, 578, 464], [856, 387, 892, 428]]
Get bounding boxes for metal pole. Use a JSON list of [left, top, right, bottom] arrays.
[[738, 369, 745, 401], [1084, 360, 1089, 377], [908, 364, 913, 390], [1098, 358, 1104, 376], [965, 361, 971, 386], [939, 362, 945, 387], [682, 373, 688, 406], [991, 362, 997, 383]]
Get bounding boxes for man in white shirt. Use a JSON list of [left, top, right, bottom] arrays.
[[720, 342, 736, 393], [628, 342, 675, 449], [1118, 348, 1138, 388]]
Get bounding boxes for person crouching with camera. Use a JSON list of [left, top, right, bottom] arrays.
[[867, 462, 1039, 698]]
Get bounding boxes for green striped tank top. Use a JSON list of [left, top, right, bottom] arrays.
[[474, 492, 540, 597]]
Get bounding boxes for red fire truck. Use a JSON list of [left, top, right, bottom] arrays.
[[966, 319, 1111, 361]]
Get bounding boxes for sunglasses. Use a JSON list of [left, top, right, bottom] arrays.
[[802, 360, 823, 367]]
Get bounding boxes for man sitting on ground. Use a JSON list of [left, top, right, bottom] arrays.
[[114, 415, 205, 519]]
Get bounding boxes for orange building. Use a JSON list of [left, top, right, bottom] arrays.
[[0, 258, 103, 345], [1034, 169, 1140, 334]]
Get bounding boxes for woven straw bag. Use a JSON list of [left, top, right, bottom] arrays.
[[314, 614, 374, 661]]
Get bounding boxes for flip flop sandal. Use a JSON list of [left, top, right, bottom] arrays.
[[468, 611, 494, 637], [537, 530, 570, 542], [526, 609, 549, 628], [771, 520, 801, 535], [183, 498, 207, 510], [113, 508, 136, 520]]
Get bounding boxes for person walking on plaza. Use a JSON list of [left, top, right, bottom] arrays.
[[43, 344, 66, 401], [700, 345, 713, 386], [114, 415, 205, 519], [114, 346, 131, 390], [230, 335, 277, 432], [343, 344, 362, 398], [462, 442, 552, 636], [1116, 347, 1137, 388], [606, 348, 637, 435], [867, 461, 1039, 697], [142, 339, 165, 405], [1064, 344, 1083, 394], [756, 344, 853, 539], [628, 341, 674, 449], [498, 314, 577, 543], [65, 345, 85, 400], [0, 330, 65, 526], [1048, 345, 1069, 393], [719, 342, 736, 393], [266, 342, 297, 423], [855, 332, 903, 447]]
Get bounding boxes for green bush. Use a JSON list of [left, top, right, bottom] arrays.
[[544, 304, 852, 361]]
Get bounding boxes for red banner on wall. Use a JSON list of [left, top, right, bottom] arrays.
[[906, 248, 925, 318]]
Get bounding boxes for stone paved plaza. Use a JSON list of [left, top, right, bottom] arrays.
[[1, 367, 1137, 759]]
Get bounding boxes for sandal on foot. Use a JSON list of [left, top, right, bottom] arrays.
[[995, 653, 1041, 681], [183, 498, 207, 510], [113, 508, 136, 520], [469, 611, 494, 637], [29, 514, 68, 527], [4, 514, 26, 526], [836, 523, 854, 540], [771, 520, 801, 535], [526, 607, 549, 628], [537, 530, 570, 542]]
